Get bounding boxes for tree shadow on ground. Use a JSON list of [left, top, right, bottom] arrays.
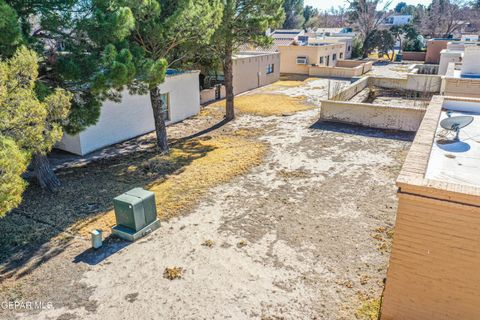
[[310, 120, 416, 142], [0, 137, 217, 279]]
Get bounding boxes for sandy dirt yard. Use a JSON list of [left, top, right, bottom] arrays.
[[0, 75, 414, 320]]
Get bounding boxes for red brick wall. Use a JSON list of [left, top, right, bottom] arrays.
[[402, 51, 426, 61], [425, 40, 449, 64]]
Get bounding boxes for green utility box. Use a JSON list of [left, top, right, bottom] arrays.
[[112, 188, 160, 241]]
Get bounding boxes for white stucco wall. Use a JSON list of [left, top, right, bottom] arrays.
[[57, 71, 200, 155], [439, 50, 463, 75]]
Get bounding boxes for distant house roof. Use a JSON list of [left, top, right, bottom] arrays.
[[238, 39, 294, 53]]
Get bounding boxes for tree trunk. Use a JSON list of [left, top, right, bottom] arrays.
[[33, 153, 61, 192], [362, 38, 370, 59], [223, 45, 235, 121], [149, 86, 169, 153]]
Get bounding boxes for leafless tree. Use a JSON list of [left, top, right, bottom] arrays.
[[347, 0, 392, 57], [422, 0, 473, 37]]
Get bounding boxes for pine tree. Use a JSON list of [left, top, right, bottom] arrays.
[[213, 0, 284, 121], [1, 0, 136, 191], [0, 47, 71, 216], [120, 0, 222, 152]]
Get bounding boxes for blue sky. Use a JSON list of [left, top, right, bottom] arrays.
[[304, 0, 431, 11]]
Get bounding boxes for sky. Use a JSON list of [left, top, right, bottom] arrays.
[[304, 0, 431, 11]]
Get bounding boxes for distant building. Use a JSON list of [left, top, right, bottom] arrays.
[[239, 29, 306, 53], [461, 34, 479, 42], [309, 27, 355, 38], [200, 52, 280, 104], [278, 42, 346, 74], [438, 40, 480, 75], [441, 46, 480, 98], [425, 39, 456, 64], [382, 15, 412, 26], [308, 36, 354, 59]]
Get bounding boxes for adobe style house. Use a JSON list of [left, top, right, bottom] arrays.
[[278, 43, 372, 78], [57, 70, 201, 155], [232, 52, 280, 95], [278, 42, 346, 74], [200, 52, 280, 104]]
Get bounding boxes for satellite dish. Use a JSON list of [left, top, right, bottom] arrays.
[[439, 115, 474, 141]]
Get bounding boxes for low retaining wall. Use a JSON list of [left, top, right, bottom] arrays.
[[308, 60, 373, 78], [329, 76, 369, 101], [200, 88, 216, 104], [369, 76, 408, 89], [200, 85, 226, 104], [402, 51, 426, 61], [369, 75, 441, 93], [406, 74, 442, 92], [320, 100, 426, 131], [443, 77, 480, 98]]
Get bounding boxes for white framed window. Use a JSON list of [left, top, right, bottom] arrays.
[[340, 52, 343, 59], [296, 56, 308, 64], [160, 93, 170, 121], [266, 64, 274, 74], [332, 53, 337, 61], [319, 56, 324, 64]]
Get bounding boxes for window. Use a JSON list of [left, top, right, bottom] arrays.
[[340, 52, 343, 59], [347, 45, 351, 52], [160, 93, 170, 121], [319, 56, 324, 64], [266, 64, 274, 74], [296, 56, 308, 64], [332, 53, 337, 61]]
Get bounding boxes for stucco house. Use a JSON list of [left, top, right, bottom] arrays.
[[56, 70, 201, 155], [232, 52, 280, 95], [382, 15, 412, 26], [200, 52, 280, 104], [278, 42, 346, 74]]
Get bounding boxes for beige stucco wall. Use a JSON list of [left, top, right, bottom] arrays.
[[200, 85, 226, 104], [381, 192, 480, 320], [311, 37, 353, 59], [320, 100, 425, 131], [278, 44, 345, 74], [309, 60, 373, 78], [439, 50, 463, 75], [443, 77, 480, 98], [329, 76, 369, 101], [309, 65, 362, 78], [406, 74, 442, 92], [232, 52, 280, 95], [368, 76, 408, 89], [200, 87, 216, 104]]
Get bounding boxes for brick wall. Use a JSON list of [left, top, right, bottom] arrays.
[[402, 51, 426, 61], [381, 192, 480, 320]]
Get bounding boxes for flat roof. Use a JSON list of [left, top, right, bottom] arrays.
[[426, 108, 480, 187], [397, 96, 480, 206]]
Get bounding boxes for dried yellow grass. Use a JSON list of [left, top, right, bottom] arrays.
[[272, 80, 305, 87], [163, 267, 183, 280], [75, 136, 265, 235], [212, 94, 312, 116], [271, 78, 318, 88], [355, 297, 382, 320]]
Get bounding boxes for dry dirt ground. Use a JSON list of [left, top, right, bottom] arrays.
[[0, 76, 414, 320]]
